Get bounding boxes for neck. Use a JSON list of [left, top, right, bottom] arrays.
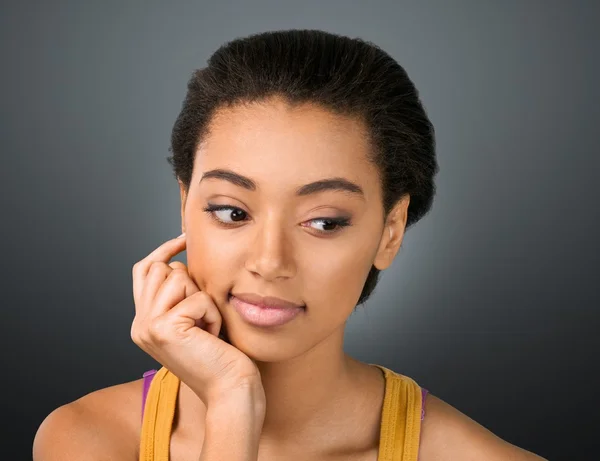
[[252, 328, 385, 453], [177, 328, 385, 452], [255, 329, 353, 440]]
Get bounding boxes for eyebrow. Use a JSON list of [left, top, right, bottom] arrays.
[[199, 168, 365, 200]]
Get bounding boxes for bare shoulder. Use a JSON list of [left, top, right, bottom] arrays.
[[419, 393, 548, 461], [33, 377, 145, 461]]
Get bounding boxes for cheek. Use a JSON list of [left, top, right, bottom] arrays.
[[303, 246, 374, 314], [185, 227, 238, 296]]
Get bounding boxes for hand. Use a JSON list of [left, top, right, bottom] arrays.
[[130, 234, 265, 407]]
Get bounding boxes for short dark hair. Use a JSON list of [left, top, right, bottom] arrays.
[[168, 29, 439, 307]]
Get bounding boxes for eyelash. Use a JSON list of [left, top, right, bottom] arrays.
[[202, 204, 352, 235]]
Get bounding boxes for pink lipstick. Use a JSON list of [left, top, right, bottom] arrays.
[[229, 292, 305, 327]]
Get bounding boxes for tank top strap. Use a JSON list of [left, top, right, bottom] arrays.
[[370, 364, 426, 461], [139, 367, 181, 461]]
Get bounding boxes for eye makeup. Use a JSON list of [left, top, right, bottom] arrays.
[[202, 203, 352, 235]]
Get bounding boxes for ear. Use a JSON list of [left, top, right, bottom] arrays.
[[179, 180, 188, 234], [373, 194, 410, 271]]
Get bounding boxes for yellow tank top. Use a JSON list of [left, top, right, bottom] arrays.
[[139, 364, 425, 461]]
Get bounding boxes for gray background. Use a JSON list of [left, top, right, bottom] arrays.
[[1, 1, 598, 459]]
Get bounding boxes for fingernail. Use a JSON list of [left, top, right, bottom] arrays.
[[177, 232, 186, 238]]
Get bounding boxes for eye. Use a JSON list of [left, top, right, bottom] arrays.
[[303, 217, 352, 235], [202, 204, 249, 225], [202, 204, 352, 235]]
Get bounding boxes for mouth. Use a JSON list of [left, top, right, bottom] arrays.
[[228, 292, 305, 327], [230, 292, 305, 310]]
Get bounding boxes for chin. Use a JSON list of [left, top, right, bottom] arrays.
[[221, 291, 323, 362], [223, 319, 309, 363]]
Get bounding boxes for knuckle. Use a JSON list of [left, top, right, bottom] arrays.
[[132, 262, 143, 277], [145, 265, 161, 279], [169, 261, 187, 270], [167, 269, 188, 281], [130, 323, 142, 344], [196, 290, 213, 304], [147, 261, 161, 271], [148, 261, 169, 276], [148, 317, 171, 344], [186, 290, 210, 307]]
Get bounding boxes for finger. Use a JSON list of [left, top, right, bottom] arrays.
[[169, 261, 188, 271], [151, 268, 200, 319], [161, 290, 223, 338], [132, 248, 187, 305], [138, 262, 172, 315], [133, 235, 187, 287]]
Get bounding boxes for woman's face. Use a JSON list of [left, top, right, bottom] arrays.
[[179, 96, 409, 362]]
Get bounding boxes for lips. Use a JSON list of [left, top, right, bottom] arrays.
[[230, 292, 305, 310], [230, 293, 305, 327]]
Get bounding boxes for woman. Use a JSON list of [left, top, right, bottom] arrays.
[[34, 29, 547, 461]]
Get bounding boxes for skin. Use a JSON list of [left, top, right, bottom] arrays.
[[33, 96, 547, 461]]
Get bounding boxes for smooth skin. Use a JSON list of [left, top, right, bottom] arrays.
[[34, 96, 547, 461]]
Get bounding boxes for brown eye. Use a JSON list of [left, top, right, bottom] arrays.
[[203, 204, 248, 226]]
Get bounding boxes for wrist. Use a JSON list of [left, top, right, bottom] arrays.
[[201, 392, 265, 460], [204, 377, 265, 407], [206, 386, 266, 420]]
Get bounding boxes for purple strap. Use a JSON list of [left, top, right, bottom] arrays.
[[141, 369, 158, 421], [421, 387, 428, 421]]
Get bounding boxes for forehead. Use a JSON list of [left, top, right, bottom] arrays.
[[194, 97, 381, 199]]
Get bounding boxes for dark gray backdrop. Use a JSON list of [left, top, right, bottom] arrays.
[[1, 1, 598, 460]]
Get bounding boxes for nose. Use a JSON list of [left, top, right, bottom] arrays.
[[245, 215, 296, 281]]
